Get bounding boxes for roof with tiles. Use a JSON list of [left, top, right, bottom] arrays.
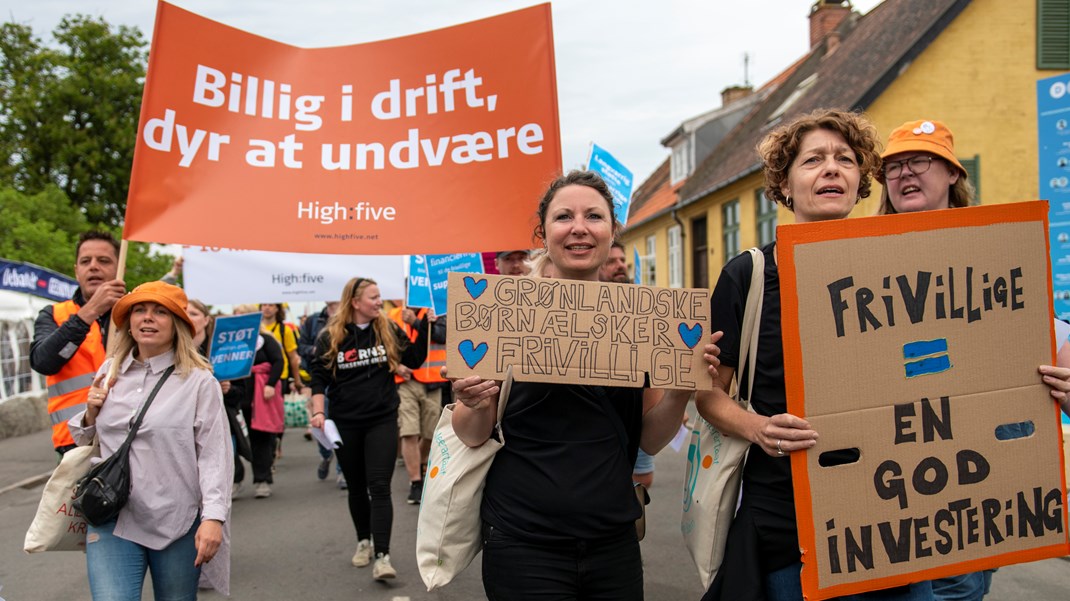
[[678, 0, 970, 206], [625, 158, 678, 226]]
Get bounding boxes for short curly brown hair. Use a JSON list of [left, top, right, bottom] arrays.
[[757, 108, 882, 209]]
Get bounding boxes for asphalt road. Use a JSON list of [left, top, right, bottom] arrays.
[[0, 426, 1066, 600]]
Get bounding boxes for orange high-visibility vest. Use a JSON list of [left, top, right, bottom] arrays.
[[389, 308, 446, 384], [46, 301, 106, 449]]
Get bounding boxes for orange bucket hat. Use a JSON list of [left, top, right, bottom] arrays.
[[881, 119, 966, 179], [112, 281, 195, 332]]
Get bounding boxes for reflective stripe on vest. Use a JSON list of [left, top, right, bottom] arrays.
[[46, 300, 106, 449]]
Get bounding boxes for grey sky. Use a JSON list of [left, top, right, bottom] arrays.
[[9, 0, 881, 185]]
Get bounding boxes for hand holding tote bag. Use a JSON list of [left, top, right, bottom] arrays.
[[682, 247, 764, 587], [416, 366, 513, 591], [23, 440, 98, 553]]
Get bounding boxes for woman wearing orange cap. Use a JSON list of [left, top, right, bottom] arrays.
[[68, 281, 232, 599], [878, 118, 1070, 601]]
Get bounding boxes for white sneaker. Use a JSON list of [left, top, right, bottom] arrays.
[[254, 482, 271, 498], [231, 482, 243, 499], [351, 539, 372, 567], [372, 553, 396, 580]]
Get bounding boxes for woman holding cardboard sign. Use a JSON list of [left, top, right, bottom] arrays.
[[308, 278, 428, 581], [450, 170, 714, 601], [696, 109, 935, 601], [877, 118, 1070, 601]]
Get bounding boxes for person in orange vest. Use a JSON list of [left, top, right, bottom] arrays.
[[388, 305, 447, 504], [30, 231, 126, 454]]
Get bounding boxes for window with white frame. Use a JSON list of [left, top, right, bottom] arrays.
[[668, 225, 683, 288], [722, 200, 740, 265], [670, 138, 692, 185], [643, 234, 657, 285]]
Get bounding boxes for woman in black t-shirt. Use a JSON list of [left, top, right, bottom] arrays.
[[451, 170, 713, 601], [696, 110, 938, 601]]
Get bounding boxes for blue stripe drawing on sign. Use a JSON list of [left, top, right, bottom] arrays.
[[587, 143, 634, 226], [902, 338, 952, 378], [209, 312, 263, 381], [407, 255, 434, 309]]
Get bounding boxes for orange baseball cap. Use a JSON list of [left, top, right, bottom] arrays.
[[881, 119, 966, 178], [112, 281, 195, 331]]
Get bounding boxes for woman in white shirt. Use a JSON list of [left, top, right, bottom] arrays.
[[70, 281, 233, 600]]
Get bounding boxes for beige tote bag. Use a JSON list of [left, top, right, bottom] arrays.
[[416, 366, 513, 591], [682, 247, 764, 587], [24, 438, 98, 553]]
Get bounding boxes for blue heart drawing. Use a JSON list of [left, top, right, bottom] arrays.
[[458, 340, 489, 369], [678, 322, 702, 349], [463, 276, 488, 299]]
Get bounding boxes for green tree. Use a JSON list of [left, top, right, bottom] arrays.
[[0, 16, 146, 226]]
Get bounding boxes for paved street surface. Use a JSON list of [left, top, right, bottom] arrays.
[[1, 425, 1066, 600]]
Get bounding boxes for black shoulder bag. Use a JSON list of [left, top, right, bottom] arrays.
[[74, 365, 175, 527]]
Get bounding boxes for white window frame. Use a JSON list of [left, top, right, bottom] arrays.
[[668, 225, 683, 288], [642, 234, 657, 285]]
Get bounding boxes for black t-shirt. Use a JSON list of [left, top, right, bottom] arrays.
[[709, 243, 798, 564], [481, 381, 643, 543]]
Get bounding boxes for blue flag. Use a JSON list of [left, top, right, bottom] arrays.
[[208, 313, 263, 381], [588, 143, 634, 226]]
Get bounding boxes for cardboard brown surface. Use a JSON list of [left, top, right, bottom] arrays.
[[777, 203, 1069, 599], [445, 273, 712, 390]]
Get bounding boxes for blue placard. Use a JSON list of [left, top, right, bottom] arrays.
[[208, 313, 262, 381], [0, 258, 78, 302], [633, 247, 641, 285], [407, 255, 434, 309], [587, 143, 634, 226], [426, 253, 484, 315]]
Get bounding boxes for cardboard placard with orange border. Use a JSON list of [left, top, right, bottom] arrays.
[[124, 1, 560, 255], [445, 273, 712, 390], [777, 202, 1069, 600]]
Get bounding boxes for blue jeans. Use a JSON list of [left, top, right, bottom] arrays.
[[766, 562, 933, 601], [931, 571, 993, 601], [86, 518, 200, 601]]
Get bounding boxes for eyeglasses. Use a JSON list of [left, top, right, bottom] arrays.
[[882, 156, 934, 180]]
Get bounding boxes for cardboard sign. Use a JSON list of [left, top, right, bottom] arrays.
[[183, 246, 404, 304], [208, 313, 263, 380], [778, 202, 1069, 600], [445, 272, 712, 390], [124, 1, 560, 254]]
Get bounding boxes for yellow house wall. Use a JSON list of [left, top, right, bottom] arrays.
[[863, 0, 1063, 213]]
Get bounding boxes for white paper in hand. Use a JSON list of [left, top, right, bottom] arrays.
[[312, 419, 343, 449]]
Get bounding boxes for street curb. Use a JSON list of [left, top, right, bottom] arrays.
[[0, 471, 51, 497]]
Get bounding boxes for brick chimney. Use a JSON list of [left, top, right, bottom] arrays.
[[721, 85, 753, 107], [809, 0, 852, 49]]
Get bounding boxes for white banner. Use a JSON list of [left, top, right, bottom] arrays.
[[183, 247, 405, 304]]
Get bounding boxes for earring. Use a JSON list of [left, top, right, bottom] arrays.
[[785, 196, 793, 209]]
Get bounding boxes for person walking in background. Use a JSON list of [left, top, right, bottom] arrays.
[[388, 305, 448, 504], [299, 300, 346, 488], [68, 281, 232, 599], [309, 277, 429, 581], [30, 231, 126, 455]]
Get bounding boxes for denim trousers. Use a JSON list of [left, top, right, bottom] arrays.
[[481, 523, 643, 601], [86, 518, 200, 601], [765, 562, 934, 601]]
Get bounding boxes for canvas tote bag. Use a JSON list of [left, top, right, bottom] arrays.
[[24, 438, 98, 552], [416, 366, 513, 591], [682, 246, 764, 587]]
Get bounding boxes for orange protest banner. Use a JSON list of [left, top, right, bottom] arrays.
[[124, 1, 560, 254], [778, 202, 1068, 599]]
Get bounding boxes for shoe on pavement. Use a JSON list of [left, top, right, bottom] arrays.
[[317, 456, 331, 480], [372, 553, 396, 580], [351, 539, 372, 567], [231, 482, 243, 499], [407, 480, 423, 505], [337, 474, 348, 490], [254, 482, 271, 498]]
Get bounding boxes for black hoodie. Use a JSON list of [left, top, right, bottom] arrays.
[[310, 318, 428, 426]]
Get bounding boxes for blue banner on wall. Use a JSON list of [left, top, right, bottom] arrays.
[[588, 143, 635, 226], [406, 255, 434, 309], [0, 259, 78, 302], [208, 313, 263, 381], [1037, 72, 1070, 425]]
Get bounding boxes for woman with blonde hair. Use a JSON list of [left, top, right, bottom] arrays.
[[68, 281, 232, 599], [309, 277, 429, 580]]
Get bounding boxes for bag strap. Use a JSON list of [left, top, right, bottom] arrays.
[[735, 247, 765, 410], [118, 365, 175, 447], [494, 365, 514, 426]]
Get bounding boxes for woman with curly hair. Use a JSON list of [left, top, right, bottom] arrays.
[[697, 109, 933, 600], [308, 277, 428, 581]]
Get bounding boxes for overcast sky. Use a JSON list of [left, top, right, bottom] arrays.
[[10, 0, 881, 186]]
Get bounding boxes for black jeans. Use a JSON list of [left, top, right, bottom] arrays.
[[481, 524, 643, 601], [249, 429, 277, 484], [335, 417, 398, 555]]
